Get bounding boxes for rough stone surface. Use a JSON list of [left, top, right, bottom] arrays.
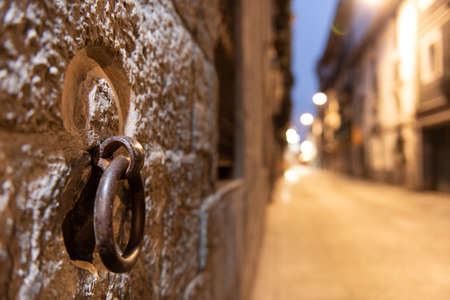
[[170, 0, 219, 61], [0, 0, 218, 298], [0, 0, 289, 299], [200, 182, 245, 300]]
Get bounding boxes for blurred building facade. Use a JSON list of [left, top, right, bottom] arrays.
[[317, 0, 449, 191], [0, 0, 291, 299]]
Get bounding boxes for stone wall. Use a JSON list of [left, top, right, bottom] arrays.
[[0, 0, 290, 299]]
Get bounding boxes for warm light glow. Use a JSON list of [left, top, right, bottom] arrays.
[[419, 0, 434, 10], [312, 92, 327, 106], [300, 140, 316, 162], [284, 169, 299, 182], [300, 113, 314, 126], [284, 165, 313, 183], [288, 142, 301, 153], [397, 1, 417, 81], [286, 128, 300, 144], [301, 152, 314, 162], [312, 121, 323, 136], [325, 111, 341, 129], [300, 140, 314, 154]]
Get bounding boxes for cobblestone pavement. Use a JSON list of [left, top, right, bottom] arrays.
[[251, 166, 450, 300]]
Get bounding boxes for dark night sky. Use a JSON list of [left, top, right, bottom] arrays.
[[290, 0, 339, 138]]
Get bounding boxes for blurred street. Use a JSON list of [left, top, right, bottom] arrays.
[[251, 166, 450, 300]]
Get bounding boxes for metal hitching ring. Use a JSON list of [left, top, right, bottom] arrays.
[[99, 136, 144, 179], [94, 136, 145, 273]]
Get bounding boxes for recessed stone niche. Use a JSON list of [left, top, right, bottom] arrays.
[[61, 47, 130, 148]]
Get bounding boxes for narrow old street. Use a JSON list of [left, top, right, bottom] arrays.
[[251, 166, 450, 300]]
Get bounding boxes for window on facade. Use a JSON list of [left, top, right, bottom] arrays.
[[420, 28, 443, 84]]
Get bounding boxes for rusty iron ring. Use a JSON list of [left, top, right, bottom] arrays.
[[99, 136, 144, 179], [94, 155, 145, 273], [94, 136, 145, 273]]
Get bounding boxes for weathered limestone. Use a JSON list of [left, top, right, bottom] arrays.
[[0, 0, 290, 299]]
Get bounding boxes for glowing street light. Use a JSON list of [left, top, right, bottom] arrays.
[[300, 140, 314, 154], [284, 169, 299, 182], [312, 92, 327, 106], [301, 152, 314, 162], [300, 113, 314, 126], [300, 140, 316, 162], [285, 128, 300, 144]]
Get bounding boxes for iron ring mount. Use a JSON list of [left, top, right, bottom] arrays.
[[94, 136, 145, 273]]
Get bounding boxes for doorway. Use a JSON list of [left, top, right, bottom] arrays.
[[424, 124, 450, 192]]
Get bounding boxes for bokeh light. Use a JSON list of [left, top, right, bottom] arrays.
[[284, 169, 300, 182], [300, 140, 314, 154], [301, 152, 314, 162], [300, 140, 316, 162], [286, 128, 300, 144], [312, 92, 328, 106], [300, 113, 314, 126]]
